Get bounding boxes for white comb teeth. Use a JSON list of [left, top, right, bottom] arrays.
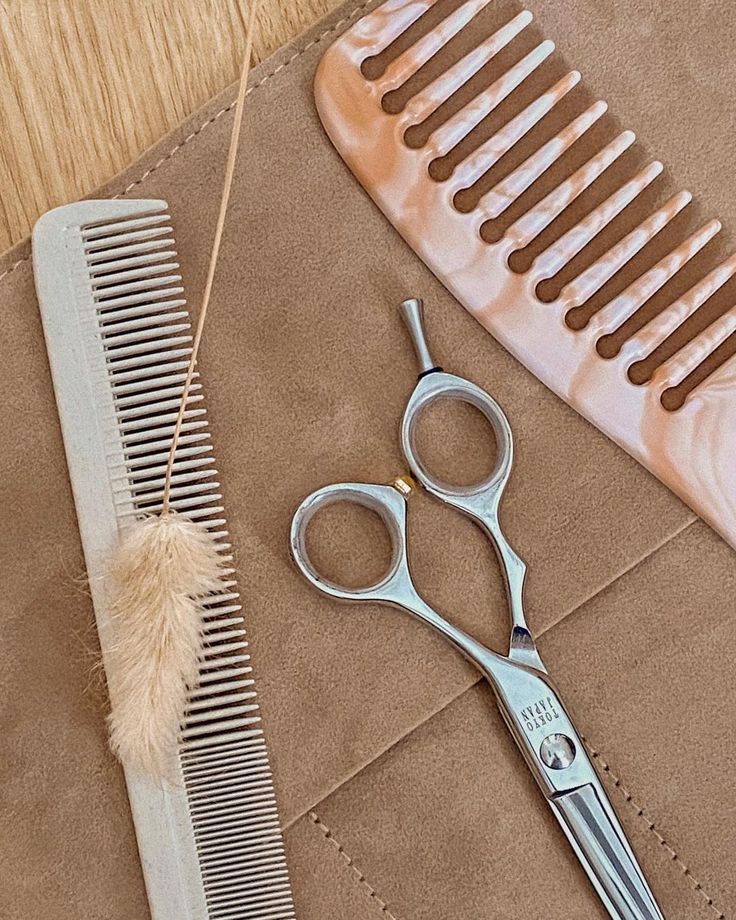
[[85, 224, 173, 251], [33, 198, 295, 920], [87, 240, 178, 266], [83, 213, 170, 237], [101, 311, 189, 334], [92, 262, 179, 286], [98, 286, 186, 310], [114, 378, 202, 407]]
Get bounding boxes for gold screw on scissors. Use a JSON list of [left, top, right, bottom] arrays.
[[391, 474, 416, 496]]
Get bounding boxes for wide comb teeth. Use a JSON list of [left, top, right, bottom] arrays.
[[627, 253, 736, 369], [531, 160, 664, 282], [316, 0, 736, 546], [474, 99, 607, 220], [450, 69, 581, 191], [381, 0, 496, 93], [658, 306, 736, 398], [425, 37, 555, 158], [402, 8, 532, 124], [561, 191, 693, 313], [330, 0, 736, 405], [592, 220, 722, 340]]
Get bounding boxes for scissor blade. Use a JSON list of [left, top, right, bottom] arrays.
[[549, 784, 665, 920]]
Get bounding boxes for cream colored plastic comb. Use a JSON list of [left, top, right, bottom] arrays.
[[315, 0, 736, 548], [33, 200, 295, 920]]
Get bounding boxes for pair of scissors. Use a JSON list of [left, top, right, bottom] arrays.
[[290, 298, 665, 920]]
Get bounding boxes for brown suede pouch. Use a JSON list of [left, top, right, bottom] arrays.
[[1, 2, 735, 919]]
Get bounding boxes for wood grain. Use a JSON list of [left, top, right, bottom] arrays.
[[0, 0, 341, 252]]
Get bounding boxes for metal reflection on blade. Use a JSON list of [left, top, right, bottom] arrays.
[[550, 784, 665, 920]]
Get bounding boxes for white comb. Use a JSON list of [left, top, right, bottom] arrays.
[[315, 0, 736, 549], [32, 199, 295, 920]]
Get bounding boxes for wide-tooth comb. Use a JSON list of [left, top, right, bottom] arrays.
[[33, 200, 295, 920], [315, 0, 736, 548]]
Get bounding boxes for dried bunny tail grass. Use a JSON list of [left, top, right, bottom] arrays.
[[105, 0, 259, 781], [107, 513, 225, 778]]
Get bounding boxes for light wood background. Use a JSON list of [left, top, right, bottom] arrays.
[[0, 0, 341, 253]]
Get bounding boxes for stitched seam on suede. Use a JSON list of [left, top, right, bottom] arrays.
[[287, 516, 701, 834], [0, 256, 28, 285], [0, 0, 374, 287], [309, 811, 401, 920], [306, 718, 729, 920], [586, 743, 727, 919], [537, 511, 697, 637]]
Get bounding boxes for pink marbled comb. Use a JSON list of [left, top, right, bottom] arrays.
[[315, 0, 736, 549]]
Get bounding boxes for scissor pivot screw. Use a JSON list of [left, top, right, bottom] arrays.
[[391, 475, 416, 496], [540, 733, 576, 770]]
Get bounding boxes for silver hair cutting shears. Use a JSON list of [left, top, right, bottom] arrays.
[[290, 298, 665, 920]]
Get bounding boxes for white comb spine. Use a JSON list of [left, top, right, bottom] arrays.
[[34, 200, 211, 920]]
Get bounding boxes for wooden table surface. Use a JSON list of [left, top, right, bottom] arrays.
[[0, 0, 340, 253]]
